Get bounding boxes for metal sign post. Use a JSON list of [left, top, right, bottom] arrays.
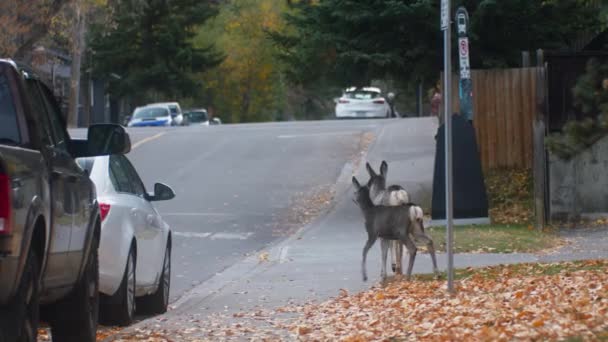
[[441, 0, 454, 294], [456, 7, 473, 122]]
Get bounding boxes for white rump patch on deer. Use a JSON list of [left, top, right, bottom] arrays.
[[374, 189, 409, 206], [391, 190, 409, 205], [409, 206, 423, 221]]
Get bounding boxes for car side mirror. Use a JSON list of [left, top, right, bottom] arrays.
[[147, 183, 175, 201], [71, 124, 131, 158]]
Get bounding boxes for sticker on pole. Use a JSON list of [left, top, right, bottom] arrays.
[[459, 37, 470, 79], [441, 0, 449, 30]]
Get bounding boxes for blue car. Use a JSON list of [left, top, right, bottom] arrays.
[[127, 105, 172, 127]]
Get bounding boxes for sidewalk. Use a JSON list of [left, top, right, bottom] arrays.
[[108, 118, 608, 340]]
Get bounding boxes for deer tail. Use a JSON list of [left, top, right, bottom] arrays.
[[409, 205, 424, 221]]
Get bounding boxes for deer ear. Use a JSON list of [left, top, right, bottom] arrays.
[[380, 161, 388, 177], [366, 162, 376, 177], [352, 176, 361, 189]]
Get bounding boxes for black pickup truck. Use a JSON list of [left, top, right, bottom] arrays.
[[0, 59, 131, 342]]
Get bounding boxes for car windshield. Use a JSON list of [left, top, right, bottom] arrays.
[[0, 72, 20, 144], [133, 107, 169, 119], [168, 105, 179, 114], [344, 90, 381, 100], [186, 111, 208, 122]]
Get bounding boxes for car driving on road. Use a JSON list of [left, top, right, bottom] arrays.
[[183, 108, 210, 126], [127, 105, 173, 127], [151, 102, 187, 126], [77, 155, 174, 326], [0, 59, 131, 342], [334, 87, 392, 119]]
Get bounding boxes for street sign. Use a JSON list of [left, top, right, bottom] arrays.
[[441, 0, 449, 30], [459, 38, 470, 79], [455, 6, 473, 122]]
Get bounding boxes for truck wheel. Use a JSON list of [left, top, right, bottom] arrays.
[[49, 236, 99, 342], [100, 245, 136, 326], [137, 241, 170, 314], [0, 249, 40, 342]]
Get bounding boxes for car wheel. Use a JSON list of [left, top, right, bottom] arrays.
[[48, 235, 99, 342], [137, 240, 170, 315], [0, 249, 39, 342], [100, 245, 136, 326]]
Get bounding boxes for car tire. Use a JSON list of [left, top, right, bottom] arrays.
[[48, 235, 99, 342], [0, 249, 40, 342], [100, 245, 136, 326], [136, 241, 170, 315]]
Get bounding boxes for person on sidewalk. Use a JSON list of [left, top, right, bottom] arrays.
[[430, 84, 442, 124]]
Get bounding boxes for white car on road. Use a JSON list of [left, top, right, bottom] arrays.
[[335, 87, 392, 119], [150, 102, 187, 126], [77, 155, 174, 326]]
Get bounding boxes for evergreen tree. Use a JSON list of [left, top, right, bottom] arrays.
[[89, 0, 223, 101], [272, 0, 599, 91], [546, 58, 608, 159]]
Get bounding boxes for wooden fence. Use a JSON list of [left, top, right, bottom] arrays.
[[441, 67, 544, 170]]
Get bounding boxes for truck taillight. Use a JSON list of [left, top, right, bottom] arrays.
[[0, 174, 12, 234], [338, 99, 350, 104], [99, 203, 111, 222], [373, 99, 385, 104]]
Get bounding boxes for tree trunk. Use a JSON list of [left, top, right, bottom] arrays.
[[67, 0, 86, 128]]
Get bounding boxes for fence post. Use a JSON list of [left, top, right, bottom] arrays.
[[533, 67, 547, 230], [522, 51, 531, 67]]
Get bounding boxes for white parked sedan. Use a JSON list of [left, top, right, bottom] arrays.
[[77, 155, 174, 326], [334, 87, 392, 119]]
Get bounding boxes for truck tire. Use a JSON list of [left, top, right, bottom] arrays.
[[0, 249, 40, 342], [100, 245, 136, 326], [137, 241, 170, 314], [49, 236, 99, 342]]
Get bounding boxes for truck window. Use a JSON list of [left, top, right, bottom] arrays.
[[0, 72, 21, 144], [38, 83, 69, 152], [24, 80, 54, 147]]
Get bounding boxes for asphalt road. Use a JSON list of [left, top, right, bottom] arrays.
[[75, 119, 395, 303]]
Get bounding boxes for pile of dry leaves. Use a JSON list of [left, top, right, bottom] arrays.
[[109, 260, 607, 342], [485, 168, 534, 225]]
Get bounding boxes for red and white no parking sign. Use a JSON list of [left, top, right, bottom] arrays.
[[459, 38, 468, 57]]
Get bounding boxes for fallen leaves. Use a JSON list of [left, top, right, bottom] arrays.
[[485, 168, 534, 224], [272, 184, 336, 238], [105, 260, 608, 342], [258, 251, 270, 263]]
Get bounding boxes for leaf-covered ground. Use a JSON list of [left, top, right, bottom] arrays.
[[106, 260, 608, 342], [485, 168, 534, 225]]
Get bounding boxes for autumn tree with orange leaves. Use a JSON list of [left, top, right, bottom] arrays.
[[0, 0, 72, 58]]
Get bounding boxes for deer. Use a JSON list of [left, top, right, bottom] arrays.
[[365, 161, 439, 277], [353, 176, 437, 282]]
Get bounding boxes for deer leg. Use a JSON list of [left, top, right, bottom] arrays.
[[380, 239, 390, 281], [396, 241, 403, 275], [390, 240, 396, 273], [400, 235, 417, 280], [413, 232, 439, 276], [361, 236, 377, 282]]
